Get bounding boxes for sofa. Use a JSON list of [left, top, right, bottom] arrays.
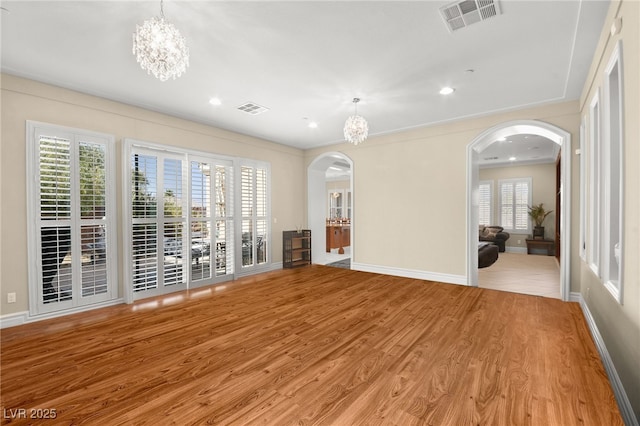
[[479, 225, 510, 252], [478, 242, 499, 268]]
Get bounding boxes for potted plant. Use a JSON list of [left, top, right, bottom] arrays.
[[528, 203, 552, 239]]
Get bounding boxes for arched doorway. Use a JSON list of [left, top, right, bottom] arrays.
[[467, 120, 571, 301], [308, 152, 354, 265]]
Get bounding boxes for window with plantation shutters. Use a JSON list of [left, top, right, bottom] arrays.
[[478, 181, 492, 226], [124, 140, 268, 301], [129, 150, 188, 299], [27, 122, 116, 315], [239, 162, 269, 270], [189, 159, 234, 285], [498, 178, 531, 233]]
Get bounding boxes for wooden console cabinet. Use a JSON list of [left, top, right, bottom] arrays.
[[283, 230, 311, 268], [526, 238, 555, 256], [326, 225, 350, 254]]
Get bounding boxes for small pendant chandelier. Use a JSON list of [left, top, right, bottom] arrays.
[[343, 98, 369, 145], [133, 0, 190, 81]]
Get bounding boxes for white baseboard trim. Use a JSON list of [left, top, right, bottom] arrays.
[[0, 311, 30, 329], [0, 298, 125, 329], [505, 246, 527, 254], [577, 294, 639, 426], [351, 262, 467, 286]]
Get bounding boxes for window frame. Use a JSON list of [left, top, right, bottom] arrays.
[[26, 121, 117, 316], [123, 139, 271, 302], [601, 40, 625, 303], [588, 91, 601, 276]]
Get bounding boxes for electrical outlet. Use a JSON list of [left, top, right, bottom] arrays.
[[586, 287, 590, 300], [517, 239, 521, 244], [7, 293, 16, 303]]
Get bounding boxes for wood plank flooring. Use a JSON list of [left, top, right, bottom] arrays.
[[1, 265, 622, 425]]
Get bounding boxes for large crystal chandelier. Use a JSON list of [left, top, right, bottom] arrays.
[[133, 0, 189, 81], [343, 98, 369, 145]]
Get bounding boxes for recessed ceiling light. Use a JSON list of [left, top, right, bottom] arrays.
[[209, 97, 222, 106], [439, 87, 455, 95], [497, 137, 506, 142], [308, 121, 318, 129], [509, 156, 517, 161]]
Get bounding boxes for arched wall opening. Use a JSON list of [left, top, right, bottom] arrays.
[[307, 152, 354, 264], [467, 120, 571, 300]]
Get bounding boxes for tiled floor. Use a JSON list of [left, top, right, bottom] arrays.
[[479, 252, 561, 299], [316, 246, 351, 265]]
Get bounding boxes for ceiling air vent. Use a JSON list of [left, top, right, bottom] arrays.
[[237, 102, 269, 115], [440, 0, 501, 32]]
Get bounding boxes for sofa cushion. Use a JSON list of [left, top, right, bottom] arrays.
[[483, 227, 500, 239]]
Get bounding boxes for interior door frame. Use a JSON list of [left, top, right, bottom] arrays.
[[466, 120, 572, 301]]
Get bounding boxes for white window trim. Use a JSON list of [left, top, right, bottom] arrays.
[[26, 121, 118, 316], [602, 40, 624, 304], [588, 91, 601, 277], [498, 177, 532, 234], [579, 117, 587, 261]]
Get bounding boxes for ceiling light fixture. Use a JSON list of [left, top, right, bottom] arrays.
[[344, 98, 369, 145], [308, 121, 318, 129], [133, 0, 189, 81], [439, 87, 455, 95], [209, 97, 222, 106]]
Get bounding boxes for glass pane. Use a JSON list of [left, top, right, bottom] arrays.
[[81, 224, 108, 297], [41, 227, 72, 303], [191, 221, 211, 281], [242, 219, 253, 267], [215, 220, 228, 276], [132, 154, 157, 218], [215, 165, 227, 218], [132, 223, 158, 292], [79, 142, 106, 219], [257, 219, 267, 264], [163, 223, 184, 286], [39, 137, 71, 219]]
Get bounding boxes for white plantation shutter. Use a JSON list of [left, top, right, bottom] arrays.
[[514, 181, 529, 231], [238, 162, 269, 271], [189, 159, 234, 285], [498, 178, 531, 233], [124, 140, 270, 300], [130, 150, 188, 299], [478, 181, 492, 226], [28, 122, 116, 315]]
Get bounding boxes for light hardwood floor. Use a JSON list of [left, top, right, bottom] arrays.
[[479, 252, 561, 299], [1, 266, 621, 425]]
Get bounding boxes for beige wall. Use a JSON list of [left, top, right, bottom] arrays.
[[305, 101, 579, 279], [577, 0, 640, 419], [0, 74, 305, 316], [480, 163, 557, 251]]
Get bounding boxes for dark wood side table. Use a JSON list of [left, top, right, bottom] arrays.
[[525, 239, 555, 256]]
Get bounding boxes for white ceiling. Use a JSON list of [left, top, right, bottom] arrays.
[[1, 1, 609, 150], [479, 134, 559, 168]]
